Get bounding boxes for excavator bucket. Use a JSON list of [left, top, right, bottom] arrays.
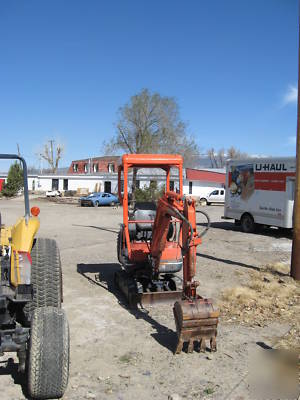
[[173, 298, 219, 354]]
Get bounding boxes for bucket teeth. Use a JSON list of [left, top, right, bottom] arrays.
[[210, 336, 217, 352], [199, 338, 206, 352], [173, 299, 219, 354], [175, 339, 184, 354], [187, 340, 194, 353], [174, 336, 217, 354]]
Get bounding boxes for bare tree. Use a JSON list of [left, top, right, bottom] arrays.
[[207, 148, 218, 168], [227, 146, 248, 160], [40, 140, 63, 173], [207, 146, 248, 168], [217, 148, 226, 168], [104, 89, 199, 197]]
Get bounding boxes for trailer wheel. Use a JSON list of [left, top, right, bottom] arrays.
[[24, 238, 62, 322], [28, 306, 70, 400], [241, 213, 255, 233]]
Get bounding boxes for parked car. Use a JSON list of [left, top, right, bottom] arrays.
[[80, 192, 119, 207], [200, 189, 225, 205], [46, 190, 62, 197]]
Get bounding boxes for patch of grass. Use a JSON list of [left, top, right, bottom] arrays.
[[221, 263, 300, 351], [203, 387, 215, 395], [119, 353, 132, 363], [264, 262, 290, 275], [118, 351, 140, 365]]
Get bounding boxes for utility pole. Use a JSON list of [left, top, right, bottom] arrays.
[[291, 12, 300, 281]]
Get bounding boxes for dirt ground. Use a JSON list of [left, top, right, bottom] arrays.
[[0, 197, 298, 400]]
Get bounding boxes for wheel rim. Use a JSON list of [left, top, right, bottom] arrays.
[[243, 216, 253, 231]]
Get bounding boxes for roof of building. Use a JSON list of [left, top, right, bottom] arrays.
[[186, 168, 225, 183], [71, 156, 120, 163]]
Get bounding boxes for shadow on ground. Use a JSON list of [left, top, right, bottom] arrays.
[[0, 358, 30, 399], [197, 252, 261, 272], [197, 219, 293, 239], [73, 224, 119, 234], [77, 262, 177, 352]]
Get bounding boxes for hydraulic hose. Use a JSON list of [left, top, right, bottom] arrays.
[[196, 210, 211, 238]]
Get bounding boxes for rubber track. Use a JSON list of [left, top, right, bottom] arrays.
[[24, 238, 62, 320], [28, 306, 69, 399]]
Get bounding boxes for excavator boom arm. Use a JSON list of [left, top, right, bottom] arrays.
[[150, 192, 201, 298]]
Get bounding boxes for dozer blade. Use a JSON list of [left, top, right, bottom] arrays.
[[114, 270, 182, 307], [141, 290, 182, 306], [173, 298, 219, 354]]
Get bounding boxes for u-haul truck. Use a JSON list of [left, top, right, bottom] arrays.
[[223, 157, 296, 232]]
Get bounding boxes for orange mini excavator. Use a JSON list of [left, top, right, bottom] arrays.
[[115, 154, 219, 353]]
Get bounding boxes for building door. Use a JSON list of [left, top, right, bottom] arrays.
[[104, 181, 111, 193], [63, 179, 68, 191], [52, 179, 59, 190]]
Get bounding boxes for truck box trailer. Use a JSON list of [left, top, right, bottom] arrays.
[[223, 157, 296, 232]]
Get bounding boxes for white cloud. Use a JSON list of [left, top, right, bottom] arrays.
[[283, 84, 298, 105]]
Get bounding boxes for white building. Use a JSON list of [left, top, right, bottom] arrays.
[[183, 168, 225, 199], [0, 167, 225, 197]]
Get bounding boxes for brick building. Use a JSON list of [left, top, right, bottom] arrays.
[[68, 156, 120, 174]]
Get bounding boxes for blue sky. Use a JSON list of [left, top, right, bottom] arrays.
[[0, 0, 298, 169]]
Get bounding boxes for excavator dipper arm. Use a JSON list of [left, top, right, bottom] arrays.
[[150, 192, 219, 353]]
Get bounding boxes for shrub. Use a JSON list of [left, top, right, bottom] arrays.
[[134, 181, 165, 202], [2, 162, 23, 197]]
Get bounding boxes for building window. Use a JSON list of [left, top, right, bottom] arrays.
[[104, 181, 112, 193], [84, 163, 88, 173], [52, 179, 59, 191], [189, 181, 193, 195], [73, 163, 78, 172], [170, 180, 174, 191], [108, 163, 115, 173], [63, 179, 68, 191], [93, 163, 99, 173]]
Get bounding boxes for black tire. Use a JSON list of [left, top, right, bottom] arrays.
[[241, 213, 255, 233], [28, 307, 70, 399], [207, 202, 211, 206], [24, 238, 62, 322], [117, 229, 123, 264], [200, 198, 207, 206], [111, 201, 116, 207], [94, 201, 99, 207]]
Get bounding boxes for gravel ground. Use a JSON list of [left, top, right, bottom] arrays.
[[0, 197, 296, 400]]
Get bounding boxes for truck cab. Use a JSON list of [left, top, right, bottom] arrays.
[[201, 188, 225, 205]]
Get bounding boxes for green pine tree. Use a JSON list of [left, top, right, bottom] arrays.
[[2, 162, 24, 197]]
